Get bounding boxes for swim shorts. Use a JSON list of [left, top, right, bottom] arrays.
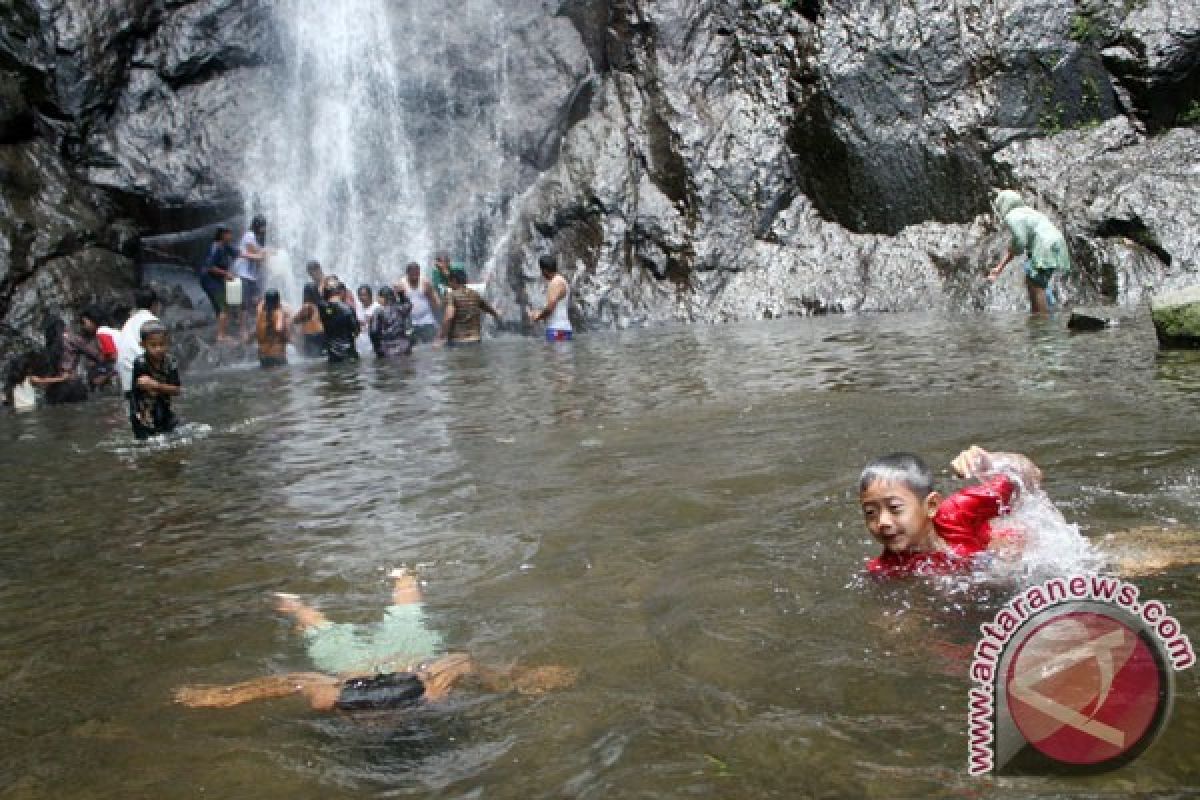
[[334, 672, 425, 711], [410, 324, 438, 344], [545, 329, 573, 342], [305, 603, 444, 675]]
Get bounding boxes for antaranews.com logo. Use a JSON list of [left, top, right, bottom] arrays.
[[968, 574, 1195, 776]]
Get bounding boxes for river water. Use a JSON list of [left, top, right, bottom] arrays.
[[1, 311, 1197, 799]]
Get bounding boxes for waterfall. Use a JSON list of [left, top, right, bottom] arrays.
[[242, 0, 544, 302]]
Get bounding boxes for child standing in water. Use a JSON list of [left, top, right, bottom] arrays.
[[174, 569, 576, 711], [369, 286, 413, 357], [128, 322, 181, 439], [858, 445, 1042, 577]]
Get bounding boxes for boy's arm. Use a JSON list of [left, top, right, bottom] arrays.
[[951, 445, 1042, 490], [479, 298, 500, 319]]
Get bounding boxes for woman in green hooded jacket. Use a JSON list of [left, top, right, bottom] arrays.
[[988, 189, 1070, 313]]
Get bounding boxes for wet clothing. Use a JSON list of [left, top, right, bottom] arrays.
[[305, 603, 444, 675], [546, 277, 572, 332], [369, 301, 413, 357], [334, 672, 425, 711], [234, 231, 263, 309], [128, 354, 180, 439], [293, 302, 326, 357], [993, 191, 1070, 277], [200, 242, 237, 313], [546, 329, 573, 342], [431, 269, 450, 298], [255, 305, 288, 364], [407, 279, 437, 327], [446, 287, 486, 343], [117, 310, 159, 393], [318, 298, 360, 362], [867, 476, 1017, 578], [45, 332, 104, 404]]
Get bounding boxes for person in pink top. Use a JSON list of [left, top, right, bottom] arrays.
[[858, 445, 1043, 578]]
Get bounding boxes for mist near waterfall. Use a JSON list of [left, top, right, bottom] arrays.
[[242, 0, 588, 293]]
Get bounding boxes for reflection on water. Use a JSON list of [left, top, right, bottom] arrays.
[[1, 311, 1197, 799]]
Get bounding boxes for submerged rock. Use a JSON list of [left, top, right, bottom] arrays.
[[1067, 310, 1115, 332], [1151, 286, 1200, 348]]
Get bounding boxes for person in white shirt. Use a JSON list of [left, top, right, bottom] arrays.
[[117, 288, 162, 396], [399, 261, 441, 344], [526, 254, 573, 341], [233, 215, 268, 340]]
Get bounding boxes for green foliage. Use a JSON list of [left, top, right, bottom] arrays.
[[1069, 12, 1096, 43], [1180, 101, 1200, 125]]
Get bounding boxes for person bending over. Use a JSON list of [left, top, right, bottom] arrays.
[[859, 446, 1043, 578], [174, 570, 576, 711], [987, 190, 1070, 313]]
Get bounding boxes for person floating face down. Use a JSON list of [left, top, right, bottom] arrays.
[[858, 446, 1044, 578], [369, 286, 413, 358], [173, 569, 578, 713], [128, 321, 181, 440], [438, 268, 500, 346], [318, 278, 360, 362], [987, 190, 1071, 313]]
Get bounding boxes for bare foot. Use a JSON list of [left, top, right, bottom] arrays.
[[389, 568, 423, 606], [271, 592, 329, 630]]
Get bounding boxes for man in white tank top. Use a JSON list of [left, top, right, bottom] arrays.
[[527, 254, 572, 341], [399, 261, 441, 344]]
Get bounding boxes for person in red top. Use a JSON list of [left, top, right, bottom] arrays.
[[859, 445, 1043, 578]]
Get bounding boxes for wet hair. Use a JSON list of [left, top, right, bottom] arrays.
[[378, 286, 396, 303], [306, 260, 322, 276], [251, 214, 267, 231], [322, 281, 343, 301], [357, 284, 372, 298], [263, 289, 281, 312], [302, 284, 320, 305], [859, 452, 935, 497], [80, 305, 106, 327], [538, 254, 557, 274], [134, 287, 158, 311], [42, 317, 65, 372], [449, 267, 468, 284], [140, 320, 168, 342], [213, 225, 230, 240], [406, 261, 420, 273]]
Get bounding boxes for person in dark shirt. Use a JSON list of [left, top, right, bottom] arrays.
[[128, 322, 181, 439], [30, 308, 107, 404], [369, 286, 413, 357], [200, 226, 238, 342], [318, 278, 360, 363]]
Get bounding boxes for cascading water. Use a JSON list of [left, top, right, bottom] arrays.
[[240, 0, 580, 306]]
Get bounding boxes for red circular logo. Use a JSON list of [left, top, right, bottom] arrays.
[[1005, 611, 1164, 766]]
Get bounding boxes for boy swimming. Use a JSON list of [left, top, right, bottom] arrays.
[[128, 322, 181, 439], [859, 445, 1043, 577]]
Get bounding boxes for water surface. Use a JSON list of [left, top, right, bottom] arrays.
[[1, 311, 1197, 798]]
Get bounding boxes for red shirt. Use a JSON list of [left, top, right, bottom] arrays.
[[866, 476, 1016, 577]]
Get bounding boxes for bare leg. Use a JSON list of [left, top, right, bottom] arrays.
[[174, 672, 339, 709], [390, 568, 422, 606], [1027, 279, 1050, 313], [273, 592, 331, 632]]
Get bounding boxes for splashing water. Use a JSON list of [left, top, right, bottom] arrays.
[[245, 0, 432, 293], [242, 0, 542, 297]]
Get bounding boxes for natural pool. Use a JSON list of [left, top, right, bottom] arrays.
[[1, 311, 1197, 798]]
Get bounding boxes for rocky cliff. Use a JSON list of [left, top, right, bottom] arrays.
[[2, 0, 1197, 366]]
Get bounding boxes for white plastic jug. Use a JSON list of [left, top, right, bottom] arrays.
[[225, 276, 244, 306], [12, 378, 35, 412]]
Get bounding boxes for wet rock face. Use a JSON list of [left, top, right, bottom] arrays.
[[1, 0, 1198, 368], [494, 0, 1199, 327], [0, 0, 273, 367]]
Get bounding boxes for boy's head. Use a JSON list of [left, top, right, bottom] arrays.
[[538, 253, 557, 278], [858, 453, 942, 555], [140, 321, 170, 362], [214, 225, 231, 244]]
